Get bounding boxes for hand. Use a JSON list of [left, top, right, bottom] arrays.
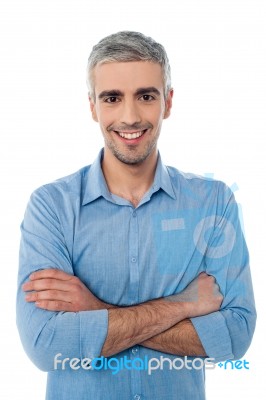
[[22, 269, 110, 312], [167, 272, 223, 318]]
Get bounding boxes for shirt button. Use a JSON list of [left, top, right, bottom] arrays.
[[132, 347, 138, 355], [131, 257, 137, 263], [132, 211, 137, 217], [134, 395, 141, 400]]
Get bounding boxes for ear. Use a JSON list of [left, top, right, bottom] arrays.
[[89, 95, 98, 122], [163, 89, 174, 119]]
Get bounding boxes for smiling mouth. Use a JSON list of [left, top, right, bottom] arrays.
[[114, 129, 147, 140]]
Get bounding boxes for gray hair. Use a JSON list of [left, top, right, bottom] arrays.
[[87, 31, 171, 100]]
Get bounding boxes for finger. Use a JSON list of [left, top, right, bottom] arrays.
[[25, 289, 72, 303], [30, 269, 73, 281], [213, 282, 223, 297], [35, 300, 74, 312], [23, 278, 74, 292], [198, 272, 208, 277]]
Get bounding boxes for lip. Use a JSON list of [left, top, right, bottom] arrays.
[[113, 129, 148, 144]]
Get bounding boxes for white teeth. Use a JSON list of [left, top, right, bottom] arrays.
[[117, 130, 145, 139]]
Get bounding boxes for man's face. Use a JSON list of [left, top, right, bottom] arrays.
[[89, 61, 173, 165]]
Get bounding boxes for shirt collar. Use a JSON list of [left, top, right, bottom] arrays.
[[82, 148, 176, 206], [150, 152, 176, 200]]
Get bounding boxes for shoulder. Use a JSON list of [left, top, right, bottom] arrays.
[[30, 165, 91, 207], [166, 165, 233, 208]]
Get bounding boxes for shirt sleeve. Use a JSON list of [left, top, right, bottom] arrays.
[[16, 186, 109, 371], [190, 183, 256, 362]]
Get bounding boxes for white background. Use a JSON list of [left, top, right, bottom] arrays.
[[0, 0, 265, 398]]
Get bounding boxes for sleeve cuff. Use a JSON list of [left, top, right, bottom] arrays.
[[190, 311, 234, 362], [79, 309, 109, 360]]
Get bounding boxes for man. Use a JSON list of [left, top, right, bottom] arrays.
[[17, 31, 256, 400]]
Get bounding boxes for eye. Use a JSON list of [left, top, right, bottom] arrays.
[[105, 96, 119, 103], [140, 94, 155, 101]]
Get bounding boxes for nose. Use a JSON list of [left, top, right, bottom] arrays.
[[120, 99, 141, 126]]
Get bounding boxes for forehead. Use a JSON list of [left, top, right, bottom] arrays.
[[92, 61, 164, 93]]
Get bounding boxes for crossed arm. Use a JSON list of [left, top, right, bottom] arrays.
[[18, 186, 256, 368], [23, 269, 223, 357]]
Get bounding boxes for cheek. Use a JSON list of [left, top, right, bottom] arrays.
[[148, 109, 165, 127], [97, 108, 117, 129]]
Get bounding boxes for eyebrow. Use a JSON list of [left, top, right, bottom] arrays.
[[135, 87, 161, 96], [98, 87, 161, 99], [98, 90, 123, 99]]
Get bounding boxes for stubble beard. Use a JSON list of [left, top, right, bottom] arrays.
[[104, 130, 160, 166]]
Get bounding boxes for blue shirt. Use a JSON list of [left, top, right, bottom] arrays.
[[17, 149, 256, 400]]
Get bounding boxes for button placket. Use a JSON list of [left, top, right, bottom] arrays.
[[131, 347, 138, 355], [128, 209, 141, 399], [128, 209, 139, 301]]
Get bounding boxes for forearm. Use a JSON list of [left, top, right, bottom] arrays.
[[140, 319, 206, 356], [22, 266, 223, 362], [101, 298, 189, 357]]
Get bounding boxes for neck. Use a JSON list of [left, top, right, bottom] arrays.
[[101, 147, 158, 207]]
